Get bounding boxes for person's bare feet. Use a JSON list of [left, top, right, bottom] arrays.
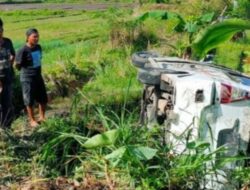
[[38, 117, 45, 123], [30, 120, 39, 128]]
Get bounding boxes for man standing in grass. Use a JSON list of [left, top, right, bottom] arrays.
[[15, 28, 48, 128], [0, 18, 15, 127]]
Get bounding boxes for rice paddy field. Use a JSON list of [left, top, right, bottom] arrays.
[[0, 1, 250, 189], [1, 4, 248, 104], [1, 7, 142, 105]]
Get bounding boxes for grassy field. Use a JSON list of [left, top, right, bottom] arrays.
[[1, 8, 141, 104], [1, 6, 248, 105], [0, 1, 250, 189]]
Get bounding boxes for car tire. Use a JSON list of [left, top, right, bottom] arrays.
[[132, 51, 159, 68]]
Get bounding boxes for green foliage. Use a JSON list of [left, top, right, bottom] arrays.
[[169, 142, 222, 188], [215, 41, 250, 70], [83, 129, 119, 148], [82, 48, 141, 104], [33, 99, 250, 189], [231, 167, 250, 187], [36, 116, 89, 176], [139, 0, 169, 4], [136, 10, 186, 32], [135, 10, 216, 54], [192, 19, 250, 58], [1, 2, 250, 188], [105, 145, 158, 163], [231, 0, 250, 19], [136, 11, 215, 34], [0, 9, 67, 17], [185, 12, 215, 33]]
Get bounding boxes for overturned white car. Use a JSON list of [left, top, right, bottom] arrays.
[[132, 51, 250, 163]]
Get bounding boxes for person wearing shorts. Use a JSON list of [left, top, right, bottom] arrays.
[[15, 28, 47, 128]]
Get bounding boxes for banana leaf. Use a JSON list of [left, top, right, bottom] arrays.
[[83, 129, 119, 149], [192, 19, 250, 59], [136, 10, 186, 32]]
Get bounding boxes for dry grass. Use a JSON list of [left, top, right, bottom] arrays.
[[5, 176, 110, 190]]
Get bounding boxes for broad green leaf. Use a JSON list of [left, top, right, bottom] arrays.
[[105, 146, 127, 160], [207, 145, 227, 156], [137, 11, 169, 21], [83, 129, 119, 149], [58, 133, 88, 146], [185, 22, 199, 33], [192, 19, 250, 58], [186, 141, 196, 149], [194, 141, 210, 149], [128, 146, 158, 161], [199, 12, 215, 23], [187, 141, 210, 150], [136, 11, 186, 32]]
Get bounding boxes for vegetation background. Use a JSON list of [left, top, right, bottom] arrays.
[[0, 0, 249, 189]]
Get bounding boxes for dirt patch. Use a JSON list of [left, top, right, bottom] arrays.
[[2, 176, 109, 190]]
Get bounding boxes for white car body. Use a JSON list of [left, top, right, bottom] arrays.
[[132, 52, 250, 160]]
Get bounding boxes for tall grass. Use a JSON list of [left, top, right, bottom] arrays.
[[0, 2, 250, 188], [215, 40, 250, 71], [2, 101, 249, 188], [34, 96, 250, 189], [1, 4, 248, 105], [82, 47, 141, 104]]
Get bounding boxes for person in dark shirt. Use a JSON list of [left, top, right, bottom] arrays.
[[15, 28, 47, 128], [0, 18, 15, 127]]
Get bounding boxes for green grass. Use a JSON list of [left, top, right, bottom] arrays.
[[82, 48, 141, 104], [215, 30, 250, 71], [1, 8, 143, 105], [1, 4, 249, 105], [215, 41, 250, 70], [0, 3, 250, 188]]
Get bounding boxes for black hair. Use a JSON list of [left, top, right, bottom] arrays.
[[26, 28, 39, 37]]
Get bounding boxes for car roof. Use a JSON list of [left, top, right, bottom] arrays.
[[141, 56, 250, 88], [147, 57, 249, 78]]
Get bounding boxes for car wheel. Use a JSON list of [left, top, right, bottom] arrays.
[[132, 51, 159, 68]]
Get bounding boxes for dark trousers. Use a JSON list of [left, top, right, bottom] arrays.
[[0, 82, 14, 127]]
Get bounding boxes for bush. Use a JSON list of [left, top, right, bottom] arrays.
[[231, 0, 250, 19]]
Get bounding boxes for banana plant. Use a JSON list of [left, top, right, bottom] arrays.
[[136, 11, 215, 35], [134, 10, 215, 56], [135, 10, 250, 60], [192, 19, 250, 59], [135, 10, 186, 32]]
